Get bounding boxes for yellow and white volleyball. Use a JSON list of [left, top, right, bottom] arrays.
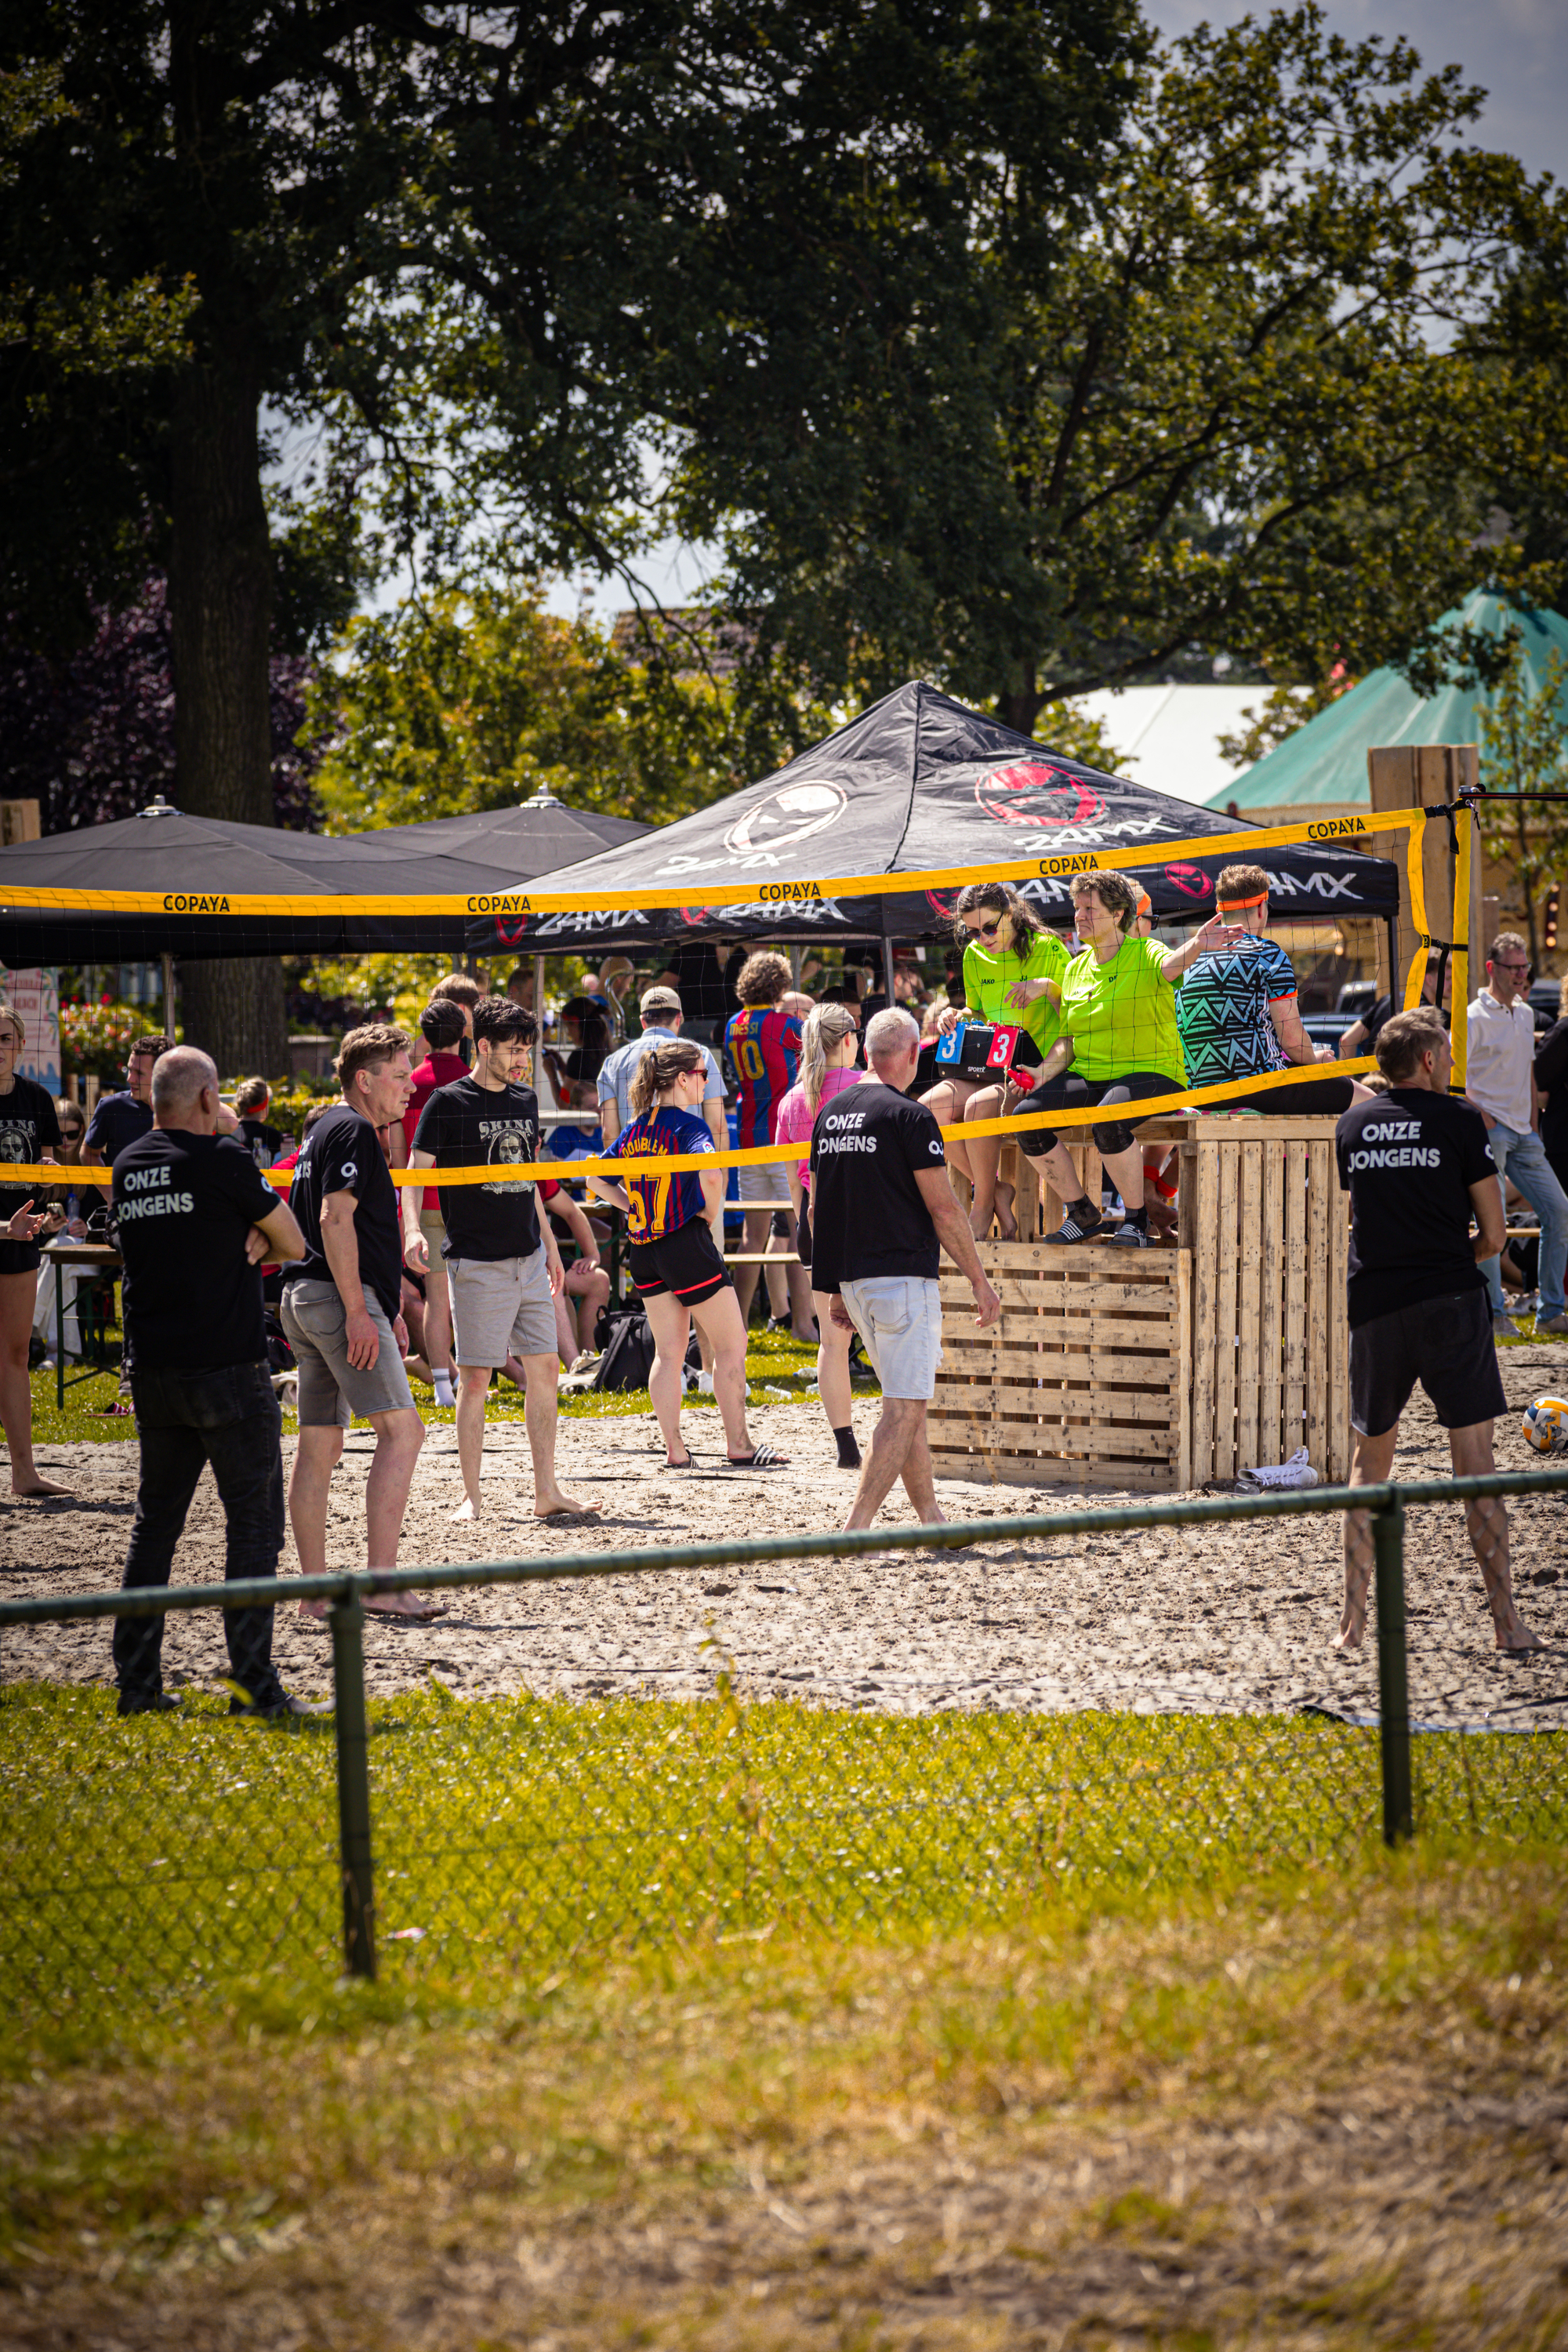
[[1521, 1396, 1568, 1455]]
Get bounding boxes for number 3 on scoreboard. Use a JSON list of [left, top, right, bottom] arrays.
[[735, 1036, 766, 1081]]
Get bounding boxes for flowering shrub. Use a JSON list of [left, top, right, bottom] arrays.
[[60, 1001, 149, 1081]]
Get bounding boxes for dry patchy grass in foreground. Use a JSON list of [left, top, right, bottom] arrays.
[[3, 1855, 1566, 2351]]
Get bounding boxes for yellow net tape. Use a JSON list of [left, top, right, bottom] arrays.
[[0, 811, 1423, 916], [8, 1058, 1376, 1194]]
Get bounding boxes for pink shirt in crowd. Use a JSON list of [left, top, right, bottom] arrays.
[[773, 1065, 864, 1190]]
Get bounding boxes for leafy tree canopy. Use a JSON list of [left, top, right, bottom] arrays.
[[675, 5, 1568, 733], [308, 578, 836, 836]]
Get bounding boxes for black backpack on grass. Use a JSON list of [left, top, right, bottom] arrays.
[[589, 1308, 656, 1392]]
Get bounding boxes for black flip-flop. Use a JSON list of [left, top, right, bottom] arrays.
[[727, 1442, 789, 1469], [661, 1456, 699, 1472]]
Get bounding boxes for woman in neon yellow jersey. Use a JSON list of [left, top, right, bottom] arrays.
[[922, 882, 1071, 1239], [1005, 872, 1221, 1247]]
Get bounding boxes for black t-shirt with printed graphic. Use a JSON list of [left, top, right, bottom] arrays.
[[112, 1128, 278, 1370], [0, 1075, 61, 1221], [412, 1076, 542, 1261], [808, 1080, 948, 1293], [284, 1102, 403, 1322], [238, 1116, 285, 1168], [1335, 1087, 1495, 1327]]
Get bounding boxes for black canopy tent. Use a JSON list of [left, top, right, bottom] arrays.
[[466, 683, 1399, 971], [0, 789, 652, 966]]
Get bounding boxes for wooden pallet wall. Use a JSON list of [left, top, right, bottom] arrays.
[[1177, 1118, 1352, 1486], [931, 1244, 1192, 1490]]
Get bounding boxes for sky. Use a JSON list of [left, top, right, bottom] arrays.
[[1145, 0, 1564, 180]]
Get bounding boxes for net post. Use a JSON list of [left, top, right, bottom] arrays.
[[1372, 1492, 1411, 1845], [329, 1593, 377, 1979]]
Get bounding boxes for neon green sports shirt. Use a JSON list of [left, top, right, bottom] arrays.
[[960, 927, 1071, 1057], [1057, 935, 1187, 1086]]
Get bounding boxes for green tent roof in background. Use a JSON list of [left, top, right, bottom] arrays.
[[1204, 590, 1568, 811]]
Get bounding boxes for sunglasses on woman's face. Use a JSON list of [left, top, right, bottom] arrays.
[[969, 916, 1003, 938], [61, 1125, 84, 1139]]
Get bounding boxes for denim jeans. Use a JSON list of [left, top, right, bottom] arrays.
[[113, 1360, 287, 1708], [1480, 1125, 1568, 1319]]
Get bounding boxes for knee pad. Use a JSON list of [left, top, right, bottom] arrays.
[[1092, 1118, 1137, 1156]]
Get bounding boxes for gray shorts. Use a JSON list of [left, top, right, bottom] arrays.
[[839, 1276, 943, 1400], [737, 1160, 792, 1206], [449, 1248, 557, 1368], [281, 1280, 416, 1427]]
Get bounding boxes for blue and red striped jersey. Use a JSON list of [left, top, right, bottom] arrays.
[[724, 1006, 803, 1148], [612, 1106, 714, 1242]]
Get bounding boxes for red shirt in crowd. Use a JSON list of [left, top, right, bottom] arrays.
[[401, 1051, 469, 1152]]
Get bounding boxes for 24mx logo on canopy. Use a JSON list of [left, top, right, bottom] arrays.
[[975, 763, 1107, 830]]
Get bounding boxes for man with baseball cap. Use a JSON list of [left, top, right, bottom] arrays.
[[1174, 863, 1373, 1114], [597, 988, 726, 1155]]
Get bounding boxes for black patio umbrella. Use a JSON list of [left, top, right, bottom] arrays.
[[0, 789, 652, 965], [465, 681, 1399, 964]]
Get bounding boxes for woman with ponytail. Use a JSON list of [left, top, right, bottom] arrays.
[[590, 1037, 786, 1471], [922, 882, 1071, 1240], [774, 1003, 865, 1469]]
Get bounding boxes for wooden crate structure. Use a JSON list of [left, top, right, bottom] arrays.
[[931, 1116, 1351, 1491], [931, 1245, 1192, 1490], [1177, 1116, 1351, 1487]]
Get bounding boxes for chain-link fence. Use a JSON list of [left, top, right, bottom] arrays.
[[2, 1475, 1565, 2024]]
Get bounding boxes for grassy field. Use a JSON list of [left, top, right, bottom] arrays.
[[1, 1823, 1563, 2348], [27, 1323, 829, 1447]]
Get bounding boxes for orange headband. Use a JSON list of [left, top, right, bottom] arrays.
[[1217, 892, 1268, 913]]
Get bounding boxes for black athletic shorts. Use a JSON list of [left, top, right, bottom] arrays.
[[1013, 1071, 1174, 1160], [1224, 1074, 1358, 1116], [630, 1218, 731, 1305], [1349, 1287, 1505, 1438], [0, 1237, 42, 1277]]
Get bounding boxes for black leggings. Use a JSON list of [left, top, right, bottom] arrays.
[[1017, 1070, 1174, 1159]]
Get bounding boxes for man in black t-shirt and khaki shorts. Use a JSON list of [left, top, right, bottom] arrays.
[[1334, 1007, 1539, 1656], [281, 1025, 440, 1624], [810, 1007, 1000, 1537], [405, 996, 597, 1525]]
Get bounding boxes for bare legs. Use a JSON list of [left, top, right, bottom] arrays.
[[1338, 1420, 1539, 1654], [960, 1085, 1016, 1240], [644, 1281, 755, 1465], [423, 1255, 454, 1389], [732, 1208, 789, 1326], [843, 1394, 943, 1531], [920, 1078, 981, 1200], [453, 1355, 594, 1520], [0, 1267, 67, 1497], [292, 1405, 428, 1617], [814, 1286, 854, 1428]]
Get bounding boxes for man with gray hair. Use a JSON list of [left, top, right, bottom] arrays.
[[110, 1047, 313, 1717], [809, 1006, 1000, 1534]]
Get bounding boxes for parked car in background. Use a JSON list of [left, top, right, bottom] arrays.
[[1530, 979, 1562, 1033], [1335, 980, 1377, 1019]]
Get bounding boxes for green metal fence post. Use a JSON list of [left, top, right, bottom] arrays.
[[1372, 1492, 1412, 1846], [329, 1594, 377, 1979]]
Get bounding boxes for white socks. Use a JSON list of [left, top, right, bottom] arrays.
[[433, 1369, 455, 1409]]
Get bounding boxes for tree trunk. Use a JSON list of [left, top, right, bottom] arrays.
[[169, 361, 289, 1074], [997, 661, 1043, 740]]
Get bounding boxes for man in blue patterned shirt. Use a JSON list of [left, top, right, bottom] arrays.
[[1175, 865, 1374, 1114]]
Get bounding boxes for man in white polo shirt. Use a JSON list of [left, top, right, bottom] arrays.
[[1465, 931, 1568, 1337]]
